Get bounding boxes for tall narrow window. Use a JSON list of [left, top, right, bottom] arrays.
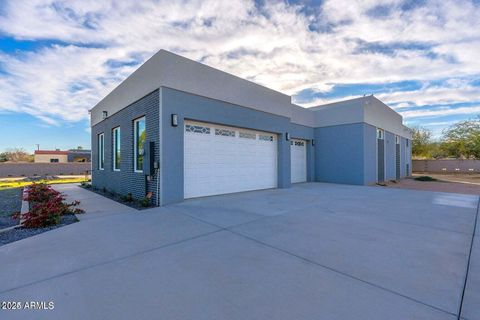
[[98, 133, 104, 170], [113, 127, 121, 171], [134, 117, 146, 172]]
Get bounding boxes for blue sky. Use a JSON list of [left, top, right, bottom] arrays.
[[0, 0, 479, 152]]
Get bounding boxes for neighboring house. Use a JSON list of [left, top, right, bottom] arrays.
[[34, 149, 91, 163], [34, 150, 69, 163], [67, 149, 92, 162], [90, 49, 412, 206]]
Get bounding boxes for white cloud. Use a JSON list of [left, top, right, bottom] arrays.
[[399, 105, 480, 119], [0, 0, 478, 125]]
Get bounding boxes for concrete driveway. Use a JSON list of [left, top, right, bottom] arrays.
[[0, 183, 478, 320]]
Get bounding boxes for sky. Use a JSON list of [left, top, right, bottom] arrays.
[[0, 0, 479, 152]]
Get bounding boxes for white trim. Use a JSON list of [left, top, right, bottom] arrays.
[[112, 126, 121, 171], [133, 116, 146, 173], [98, 133, 104, 170]]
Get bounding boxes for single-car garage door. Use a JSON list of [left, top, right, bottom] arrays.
[[290, 139, 307, 183], [184, 121, 278, 198]]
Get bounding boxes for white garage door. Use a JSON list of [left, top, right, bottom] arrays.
[[184, 121, 278, 198], [291, 139, 307, 183]]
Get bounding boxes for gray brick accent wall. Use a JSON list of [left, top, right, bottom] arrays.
[[91, 90, 159, 203]]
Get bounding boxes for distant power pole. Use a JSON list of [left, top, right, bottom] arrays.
[[35, 144, 40, 150]]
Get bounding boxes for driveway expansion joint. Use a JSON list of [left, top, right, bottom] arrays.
[[457, 196, 480, 320]]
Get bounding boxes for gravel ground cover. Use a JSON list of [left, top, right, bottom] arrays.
[[0, 188, 22, 229], [0, 213, 77, 246]]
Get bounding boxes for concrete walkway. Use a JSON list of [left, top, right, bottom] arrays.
[[0, 183, 478, 319]]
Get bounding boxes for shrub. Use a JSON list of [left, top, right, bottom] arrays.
[[80, 181, 91, 189], [139, 197, 151, 207], [13, 183, 84, 228], [120, 193, 133, 203], [414, 176, 438, 182]]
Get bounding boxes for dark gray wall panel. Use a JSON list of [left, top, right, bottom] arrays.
[[377, 139, 385, 182], [385, 131, 396, 181], [91, 90, 160, 202]]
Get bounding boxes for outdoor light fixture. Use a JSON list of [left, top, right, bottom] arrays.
[[171, 114, 178, 127], [286, 132, 290, 141], [311, 139, 315, 146], [102, 111, 108, 119]]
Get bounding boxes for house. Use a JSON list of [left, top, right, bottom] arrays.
[[90, 49, 412, 206], [34, 149, 91, 163], [34, 150, 69, 163]]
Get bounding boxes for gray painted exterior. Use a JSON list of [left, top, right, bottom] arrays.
[[159, 87, 315, 205], [90, 49, 412, 205]]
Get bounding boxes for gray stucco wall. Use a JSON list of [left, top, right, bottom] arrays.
[[159, 87, 315, 205], [91, 90, 160, 202], [315, 123, 365, 185], [385, 131, 396, 181]]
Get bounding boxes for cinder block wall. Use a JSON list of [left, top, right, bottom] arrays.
[[91, 90, 160, 202]]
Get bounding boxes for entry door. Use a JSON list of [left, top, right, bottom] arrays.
[[377, 128, 385, 182], [291, 139, 307, 183], [184, 121, 278, 198]]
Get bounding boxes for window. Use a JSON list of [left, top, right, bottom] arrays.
[[98, 133, 104, 170], [239, 132, 256, 139], [50, 158, 59, 163], [215, 128, 235, 137], [376, 128, 384, 139], [185, 124, 210, 134], [134, 117, 146, 172], [259, 134, 274, 141], [113, 127, 121, 171]]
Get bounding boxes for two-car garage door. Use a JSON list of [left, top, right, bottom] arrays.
[[184, 121, 278, 199]]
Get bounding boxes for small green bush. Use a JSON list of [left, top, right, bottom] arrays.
[[80, 181, 92, 189], [120, 193, 133, 203], [139, 197, 151, 207], [414, 176, 438, 182]]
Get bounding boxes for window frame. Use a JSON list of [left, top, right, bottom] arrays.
[[112, 126, 121, 171], [133, 117, 146, 173], [98, 133, 105, 170], [376, 128, 384, 140]]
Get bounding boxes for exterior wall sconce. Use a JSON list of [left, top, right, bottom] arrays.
[[286, 132, 290, 141], [171, 114, 178, 127], [311, 139, 315, 146], [102, 111, 108, 119]]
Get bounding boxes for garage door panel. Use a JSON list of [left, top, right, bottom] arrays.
[[184, 121, 278, 199], [291, 139, 307, 183]]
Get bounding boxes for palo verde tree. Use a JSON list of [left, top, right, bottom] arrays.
[[411, 127, 433, 158], [441, 117, 480, 159]]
